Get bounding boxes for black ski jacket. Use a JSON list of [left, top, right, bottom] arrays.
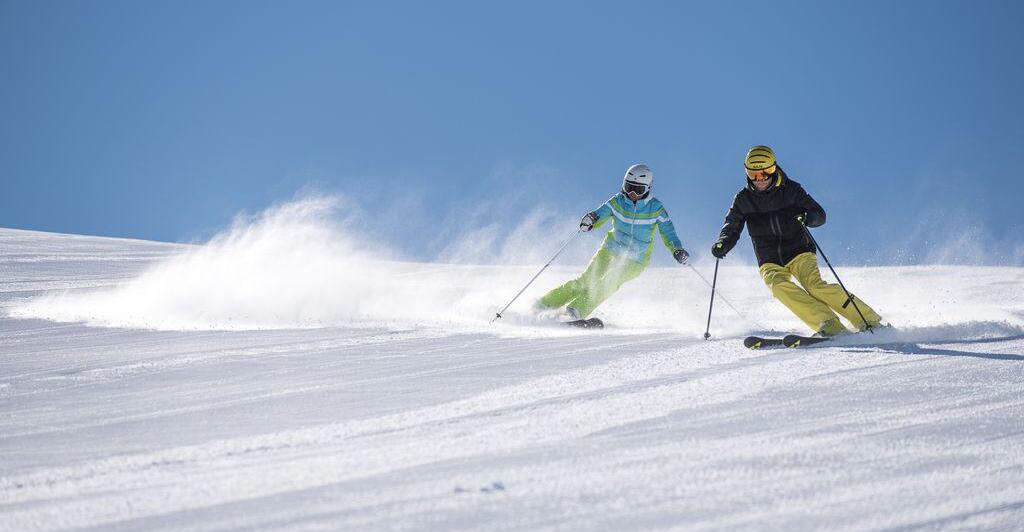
[[716, 168, 826, 266]]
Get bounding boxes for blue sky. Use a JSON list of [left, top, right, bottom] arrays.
[[2, 0, 1022, 265]]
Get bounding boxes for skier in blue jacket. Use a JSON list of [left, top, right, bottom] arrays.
[[536, 164, 689, 319]]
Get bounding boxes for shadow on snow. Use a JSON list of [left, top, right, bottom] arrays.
[[842, 334, 1024, 362]]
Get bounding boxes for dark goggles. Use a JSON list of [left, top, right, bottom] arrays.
[[745, 165, 777, 182], [623, 181, 650, 196]]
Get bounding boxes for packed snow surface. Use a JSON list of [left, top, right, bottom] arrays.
[[2, 213, 1024, 530]]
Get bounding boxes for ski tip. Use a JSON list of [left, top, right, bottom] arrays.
[[743, 336, 788, 349]]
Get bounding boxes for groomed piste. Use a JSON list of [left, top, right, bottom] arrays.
[[2, 199, 1023, 530]]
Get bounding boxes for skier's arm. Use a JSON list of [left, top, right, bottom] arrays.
[[590, 200, 614, 229], [657, 209, 689, 264], [795, 186, 826, 227], [655, 208, 684, 252], [716, 195, 746, 253]]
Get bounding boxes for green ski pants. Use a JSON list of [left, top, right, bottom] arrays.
[[538, 247, 646, 318], [759, 252, 883, 335]]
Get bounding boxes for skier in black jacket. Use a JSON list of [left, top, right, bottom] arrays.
[[711, 146, 884, 337]]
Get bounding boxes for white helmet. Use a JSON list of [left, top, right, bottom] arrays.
[[622, 163, 653, 199]]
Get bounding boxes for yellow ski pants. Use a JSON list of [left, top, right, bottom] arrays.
[[538, 247, 646, 318], [759, 252, 882, 336]]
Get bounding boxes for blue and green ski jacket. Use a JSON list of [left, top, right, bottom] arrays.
[[591, 193, 684, 265]]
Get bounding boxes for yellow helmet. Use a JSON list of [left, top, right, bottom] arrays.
[[744, 145, 776, 171]]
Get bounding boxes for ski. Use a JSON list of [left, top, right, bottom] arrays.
[[565, 317, 604, 329], [783, 334, 831, 348], [743, 336, 787, 349], [784, 326, 887, 348]]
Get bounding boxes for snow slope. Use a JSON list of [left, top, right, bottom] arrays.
[[2, 222, 1024, 531]]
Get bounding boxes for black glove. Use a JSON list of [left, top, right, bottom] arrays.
[[711, 242, 728, 259], [579, 212, 597, 232], [795, 212, 807, 225], [673, 248, 689, 265]]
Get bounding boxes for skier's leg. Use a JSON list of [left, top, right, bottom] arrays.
[[788, 252, 883, 331], [571, 256, 646, 317], [760, 262, 848, 336], [538, 248, 613, 309]]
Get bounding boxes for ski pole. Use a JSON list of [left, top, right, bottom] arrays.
[[491, 229, 582, 323], [703, 258, 719, 340], [686, 264, 747, 322], [800, 223, 873, 333]]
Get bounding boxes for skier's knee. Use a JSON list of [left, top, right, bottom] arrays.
[[760, 270, 789, 288], [769, 283, 790, 300], [803, 281, 832, 298]]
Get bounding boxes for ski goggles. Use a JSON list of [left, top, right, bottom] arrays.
[[622, 181, 650, 196], [745, 165, 776, 181]]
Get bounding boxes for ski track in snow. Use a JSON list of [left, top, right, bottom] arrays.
[[1, 227, 1024, 531]]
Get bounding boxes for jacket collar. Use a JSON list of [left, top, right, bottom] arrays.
[[618, 192, 652, 206]]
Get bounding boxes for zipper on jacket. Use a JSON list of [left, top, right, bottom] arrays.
[[627, 199, 638, 261], [771, 214, 782, 263]]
